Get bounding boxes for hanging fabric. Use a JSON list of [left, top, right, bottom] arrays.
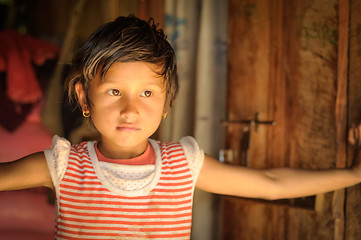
[[162, 0, 228, 239]]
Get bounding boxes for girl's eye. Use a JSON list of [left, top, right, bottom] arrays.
[[107, 89, 121, 96], [141, 90, 153, 97]]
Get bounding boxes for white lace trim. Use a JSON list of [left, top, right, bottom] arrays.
[[99, 162, 155, 191], [44, 136, 204, 196]]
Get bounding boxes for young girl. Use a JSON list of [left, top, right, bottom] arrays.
[[1, 15, 361, 240]]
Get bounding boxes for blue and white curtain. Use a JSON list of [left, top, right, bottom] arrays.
[[160, 0, 228, 239]]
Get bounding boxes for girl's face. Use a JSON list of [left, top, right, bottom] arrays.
[[77, 62, 166, 159]]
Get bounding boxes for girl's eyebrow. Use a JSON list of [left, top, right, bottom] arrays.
[[100, 78, 164, 89]]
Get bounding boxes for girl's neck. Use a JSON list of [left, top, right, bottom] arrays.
[[95, 142, 155, 165], [97, 139, 149, 159]]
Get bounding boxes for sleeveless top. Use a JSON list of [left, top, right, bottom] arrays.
[[44, 135, 204, 240]]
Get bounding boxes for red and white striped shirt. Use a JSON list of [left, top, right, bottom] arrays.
[[44, 136, 204, 240]]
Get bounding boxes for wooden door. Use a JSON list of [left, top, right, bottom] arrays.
[[222, 0, 361, 239], [345, 1, 361, 239]]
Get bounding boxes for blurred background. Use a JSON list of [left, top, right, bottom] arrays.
[[0, 0, 227, 239], [1, 0, 361, 240]]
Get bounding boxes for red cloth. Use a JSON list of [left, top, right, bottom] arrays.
[[0, 30, 59, 103]]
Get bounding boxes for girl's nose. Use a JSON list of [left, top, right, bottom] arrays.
[[119, 97, 139, 121]]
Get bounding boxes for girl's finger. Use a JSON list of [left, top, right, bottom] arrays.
[[349, 123, 361, 146]]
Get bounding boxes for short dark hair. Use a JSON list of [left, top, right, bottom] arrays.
[[66, 15, 178, 111]]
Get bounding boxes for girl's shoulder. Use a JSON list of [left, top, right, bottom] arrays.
[[151, 136, 205, 178], [45, 135, 71, 161], [151, 136, 198, 147], [44, 135, 94, 186], [49, 135, 93, 154], [152, 136, 202, 155]]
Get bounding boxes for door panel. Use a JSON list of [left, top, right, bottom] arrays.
[[345, 1, 361, 239], [224, 0, 339, 239]]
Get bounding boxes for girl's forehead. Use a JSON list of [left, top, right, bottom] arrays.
[[93, 62, 165, 86], [109, 62, 161, 75]]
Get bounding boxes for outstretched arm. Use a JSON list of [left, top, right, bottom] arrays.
[[196, 125, 361, 200], [196, 156, 361, 200], [0, 152, 54, 191]]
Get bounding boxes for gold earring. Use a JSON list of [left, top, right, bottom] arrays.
[[83, 111, 90, 118], [82, 106, 90, 118], [162, 113, 168, 119]]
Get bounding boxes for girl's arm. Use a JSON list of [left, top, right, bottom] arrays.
[[196, 155, 361, 200], [0, 152, 54, 191], [196, 125, 361, 200]]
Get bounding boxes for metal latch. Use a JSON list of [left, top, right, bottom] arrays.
[[220, 112, 276, 166], [221, 112, 276, 132]]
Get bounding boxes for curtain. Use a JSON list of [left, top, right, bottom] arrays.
[[160, 0, 228, 239]]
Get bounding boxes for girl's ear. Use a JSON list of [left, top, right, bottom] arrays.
[[75, 83, 87, 109]]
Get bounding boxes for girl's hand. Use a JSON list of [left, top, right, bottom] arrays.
[[349, 123, 361, 175]]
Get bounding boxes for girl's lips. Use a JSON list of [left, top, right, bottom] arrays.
[[116, 124, 140, 132]]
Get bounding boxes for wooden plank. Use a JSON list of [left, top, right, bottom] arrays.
[[345, 0, 361, 239], [282, 2, 338, 239], [224, 0, 287, 239], [333, 0, 349, 239], [226, 0, 271, 168], [335, 0, 349, 191], [223, 197, 286, 240], [266, 0, 286, 169]]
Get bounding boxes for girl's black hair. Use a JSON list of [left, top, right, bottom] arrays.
[[66, 15, 178, 111]]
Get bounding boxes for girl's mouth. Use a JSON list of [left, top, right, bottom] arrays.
[[116, 124, 141, 132]]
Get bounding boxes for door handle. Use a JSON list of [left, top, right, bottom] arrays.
[[221, 112, 276, 132], [221, 112, 276, 166]]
